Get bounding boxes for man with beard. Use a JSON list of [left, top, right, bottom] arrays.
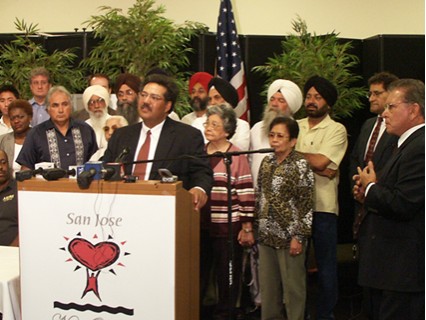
[[181, 72, 213, 125], [295, 75, 348, 320], [249, 79, 303, 185], [73, 74, 117, 121], [192, 77, 251, 150], [82, 85, 111, 160], [0, 149, 19, 246], [103, 74, 213, 211], [115, 73, 142, 125]]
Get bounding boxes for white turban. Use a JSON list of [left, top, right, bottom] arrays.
[[82, 85, 110, 112], [267, 79, 303, 115]]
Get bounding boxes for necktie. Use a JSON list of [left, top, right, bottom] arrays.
[[364, 117, 383, 164], [133, 130, 151, 179]]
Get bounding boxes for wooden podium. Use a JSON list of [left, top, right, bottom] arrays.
[[18, 178, 199, 320]]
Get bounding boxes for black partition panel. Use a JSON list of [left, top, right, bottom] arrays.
[[363, 35, 425, 81]]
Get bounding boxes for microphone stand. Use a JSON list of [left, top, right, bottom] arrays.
[[203, 148, 272, 320], [121, 147, 274, 320]]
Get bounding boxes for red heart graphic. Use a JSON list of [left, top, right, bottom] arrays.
[[68, 238, 120, 271]]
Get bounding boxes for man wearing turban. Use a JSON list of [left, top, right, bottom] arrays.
[[192, 77, 250, 150], [82, 85, 112, 160], [115, 73, 142, 125], [295, 75, 348, 320], [249, 79, 303, 185], [181, 72, 213, 125]]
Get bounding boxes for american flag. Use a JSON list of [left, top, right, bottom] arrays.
[[216, 0, 250, 121]]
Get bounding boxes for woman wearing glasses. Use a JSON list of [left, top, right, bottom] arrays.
[[200, 103, 255, 320], [256, 116, 314, 320]]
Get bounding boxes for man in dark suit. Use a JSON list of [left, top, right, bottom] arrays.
[[350, 72, 399, 239], [103, 74, 213, 210], [353, 79, 425, 320]]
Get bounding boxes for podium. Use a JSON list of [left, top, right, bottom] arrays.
[[18, 178, 199, 320]]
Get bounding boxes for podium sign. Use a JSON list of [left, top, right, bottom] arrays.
[[18, 179, 199, 320]]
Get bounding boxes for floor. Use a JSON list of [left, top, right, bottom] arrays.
[[201, 244, 368, 320]]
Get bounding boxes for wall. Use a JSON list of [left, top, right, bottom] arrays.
[[1, 0, 424, 38]]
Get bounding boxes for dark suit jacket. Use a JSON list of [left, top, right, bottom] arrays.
[[349, 116, 398, 185], [349, 117, 398, 239], [358, 126, 425, 292], [103, 117, 213, 193]]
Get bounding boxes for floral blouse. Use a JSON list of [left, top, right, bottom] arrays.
[[255, 149, 314, 249]]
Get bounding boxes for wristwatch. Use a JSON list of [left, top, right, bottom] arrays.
[[243, 228, 253, 233]]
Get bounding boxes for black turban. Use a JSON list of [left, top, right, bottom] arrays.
[[304, 76, 338, 107], [208, 77, 239, 108]]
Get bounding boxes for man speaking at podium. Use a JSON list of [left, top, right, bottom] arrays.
[[103, 74, 213, 210]]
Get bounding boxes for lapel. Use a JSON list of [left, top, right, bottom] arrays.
[[378, 127, 424, 180], [127, 123, 143, 161], [150, 117, 176, 179]]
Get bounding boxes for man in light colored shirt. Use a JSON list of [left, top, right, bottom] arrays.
[[28, 67, 52, 127], [296, 75, 348, 320], [0, 85, 20, 135], [181, 72, 213, 125], [249, 79, 303, 185]]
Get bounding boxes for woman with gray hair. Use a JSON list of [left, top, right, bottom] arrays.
[[200, 103, 255, 320]]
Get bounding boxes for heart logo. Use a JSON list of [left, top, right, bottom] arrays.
[[68, 238, 120, 271]]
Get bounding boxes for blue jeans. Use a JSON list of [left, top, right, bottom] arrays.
[[312, 212, 338, 320]]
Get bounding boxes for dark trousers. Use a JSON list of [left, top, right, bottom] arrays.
[[364, 287, 425, 320], [312, 212, 338, 320]]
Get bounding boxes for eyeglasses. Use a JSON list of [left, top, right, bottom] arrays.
[[117, 90, 135, 98], [203, 121, 223, 130], [103, 125, 119, 132], [139, 92, 164, 102], [268, 132, 290, 139], [384, 101, 410, 111], [88, 97, 105, 106], [366, 91, 386, 98]]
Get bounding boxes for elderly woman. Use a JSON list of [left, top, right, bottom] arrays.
[[90, 115, 128, 161], [201, 103, 255, 320], [256, 116, 314, 320], [0, 99, 33, 174]]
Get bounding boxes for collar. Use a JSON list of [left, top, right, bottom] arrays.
[[398, 123, 425, 147]]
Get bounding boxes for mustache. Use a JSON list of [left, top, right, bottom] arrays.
[[140, 103, 152, 111], [306, 103, 318, 109]]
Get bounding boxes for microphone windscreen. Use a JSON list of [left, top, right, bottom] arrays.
[[42, 168, 67, 181], [77, 169, 96, 189]]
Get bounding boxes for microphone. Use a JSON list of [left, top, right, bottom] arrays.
[[255, 148, 275, 154], [102, 164, 121, 181], [41, 168, 68, 181], [15, 167, 44, 181], [115, 147, 130, 163], [77, 168, 97, 189]]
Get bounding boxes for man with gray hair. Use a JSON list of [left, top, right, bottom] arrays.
[[249, 79, 303, 185], [17, 86, 98, 170], [29, 67, 52, 126]]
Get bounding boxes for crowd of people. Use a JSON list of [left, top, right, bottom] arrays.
[[0, 67, 424, 320]]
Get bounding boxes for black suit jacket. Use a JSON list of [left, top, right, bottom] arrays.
[[358, 126, 425, 292], [103, 117, 213, 193], [349, 116, 398, 185]]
